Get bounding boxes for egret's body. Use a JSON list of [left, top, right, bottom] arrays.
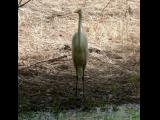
[[72, 9, 88, 97]]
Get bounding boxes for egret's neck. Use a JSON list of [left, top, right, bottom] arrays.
[[78, 13, 82, 47]]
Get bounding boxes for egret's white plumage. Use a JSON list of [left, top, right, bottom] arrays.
[[72, 9, 88, 97]]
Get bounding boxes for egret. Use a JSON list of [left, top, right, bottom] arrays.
[[72, 8, 88, 98]]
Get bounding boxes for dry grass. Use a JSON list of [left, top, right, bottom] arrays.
[[18, 0, 140, 111], [18, 0, 139, 63]]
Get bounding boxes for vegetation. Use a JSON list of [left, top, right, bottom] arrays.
[[18, 104, 140, 120]]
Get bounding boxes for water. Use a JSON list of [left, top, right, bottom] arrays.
[[18, 104, 140, 120]]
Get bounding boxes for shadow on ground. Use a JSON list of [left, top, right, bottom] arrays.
[[18, 50, 140, 112]]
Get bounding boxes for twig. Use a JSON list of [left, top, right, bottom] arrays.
[[18, 0, 32, 8], [94, 0, 112, 42], [100, 0, 112, 15]]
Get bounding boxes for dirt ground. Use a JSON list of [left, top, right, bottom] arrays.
[[18, 0, 140, 111]]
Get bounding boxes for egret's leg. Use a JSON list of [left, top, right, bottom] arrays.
[[75, 67, 78, 97], [82, 65, 85, 98]]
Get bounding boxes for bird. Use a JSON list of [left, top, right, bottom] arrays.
[[72, 8, 88, 98]]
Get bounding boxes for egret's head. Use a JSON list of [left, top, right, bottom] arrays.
[[74, 8, 82, 14]]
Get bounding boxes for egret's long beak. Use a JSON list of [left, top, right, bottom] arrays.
[[74, 9, 81, 13], [74, 10, 79, 13]]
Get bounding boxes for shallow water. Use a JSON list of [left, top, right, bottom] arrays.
[[18, 104, 140, 120]]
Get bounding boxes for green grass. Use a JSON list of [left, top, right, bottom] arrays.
[[128, 73, 139, 88], [111, 82, 120, 95], [18, 104, 140, 120], [18, 96, 31, 112]]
